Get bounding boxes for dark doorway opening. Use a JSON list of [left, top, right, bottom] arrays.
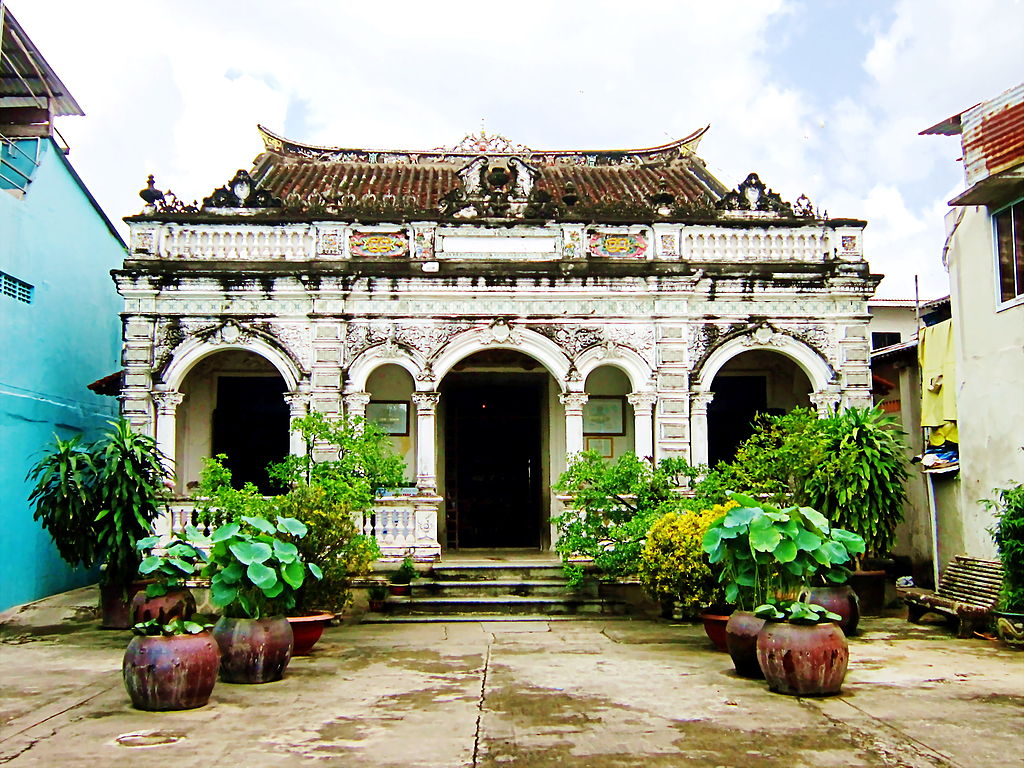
[[707, 375, 770, 466], [443, 375, 543, 549], [212, 376, 289, 494]]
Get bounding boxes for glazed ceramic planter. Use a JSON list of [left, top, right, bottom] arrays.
[[286, 612, 334, 656], [100, 580, 150, 629], [725, 611, 766, 678], [122, 632, 220, 710], [700, 613, 730, 652], [212, 616, 294, 684], [756, 621, 849, 696], [799, 585, 860, 636], [130, 587, 196, 626]]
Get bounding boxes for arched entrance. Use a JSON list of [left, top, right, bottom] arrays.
[[707, 349, 813, 465], [439, 349, 551, 549], [175, 349, 289, 493]]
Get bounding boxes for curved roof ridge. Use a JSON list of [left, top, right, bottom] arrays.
[[256, 124, 711, 163]]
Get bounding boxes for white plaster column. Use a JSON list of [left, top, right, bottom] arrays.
[[689, 391, 715, 466], [344, 391, 371, 421], [283, 390, 311, 456], [559, 392, 589, 457], [809, 390, 842, 417], [411, 391, 440, 492], [152, 389, 184, 481], [627, 392, 658, 461]]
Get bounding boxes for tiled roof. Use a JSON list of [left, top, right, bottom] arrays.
[[250, 125, 730, 214]]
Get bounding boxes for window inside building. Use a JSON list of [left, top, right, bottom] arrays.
[[871, 331, 901, 350], [1, 271, 33, 303], [994, 199, 1024, 304]]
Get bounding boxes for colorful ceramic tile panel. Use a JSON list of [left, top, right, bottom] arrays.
[[589, 233, 648, 258], [350, 231, 409, 258]]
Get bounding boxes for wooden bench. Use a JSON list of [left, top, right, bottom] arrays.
[[897, 555, 1003, 638]]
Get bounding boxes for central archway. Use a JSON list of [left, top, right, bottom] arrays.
[[439, 349, 552, 550]]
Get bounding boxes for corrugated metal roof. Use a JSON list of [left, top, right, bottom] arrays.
[[959, 83, 1023, 187], [0, 9, 82, 117]]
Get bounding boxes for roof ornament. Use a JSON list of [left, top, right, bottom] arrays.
[[716, 172, 797, 216], [439, 128, 532, 155], [202, 169, 283, 211], [137, 174, 198, 214]]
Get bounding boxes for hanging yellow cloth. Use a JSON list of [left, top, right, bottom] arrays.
[[918, 319, 957, 431]]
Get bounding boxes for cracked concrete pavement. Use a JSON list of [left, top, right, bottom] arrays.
[[1, 586, 1021, 767]]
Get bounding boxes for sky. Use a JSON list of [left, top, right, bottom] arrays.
[[10, 0, 1024, 299]]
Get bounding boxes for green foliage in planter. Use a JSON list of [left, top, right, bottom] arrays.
[[193, 455, 274, 530], [985, 483, 1024, 612], [27, 419, 172, 588], [136, 529, 207, 598], [198, 515, 322, 619], [803, 406, 908, 557], [276, 484, 380, 614], [132, 617, 212, 637], [390, 556, 418, 585], [553, 452, 686, 585], [637, 503, 733, 617], [754, 600, 843, 625], [702, 492, 865, 611]]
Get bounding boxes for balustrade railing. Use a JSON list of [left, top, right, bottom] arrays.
[[678, 228, 829, 262]]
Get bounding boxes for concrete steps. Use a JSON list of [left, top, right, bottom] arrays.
[[362, 558, 628, 623]]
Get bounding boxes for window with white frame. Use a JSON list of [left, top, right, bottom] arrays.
[[994, 199, 1023, 304]]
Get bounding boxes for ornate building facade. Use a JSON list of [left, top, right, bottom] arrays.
[[117, 126, 878, 557]]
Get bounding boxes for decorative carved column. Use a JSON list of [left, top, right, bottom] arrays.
[[689, 391, 715, 466], [152, 390, 184, 480], [809, 390, 841, 417], [343, 391, 371, 420], [283, 390, 311, 456], [627, 392, 658, 461], [411, 391, 440, 492], [559, 392, 589, 456]]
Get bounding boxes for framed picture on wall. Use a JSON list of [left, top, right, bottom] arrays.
[[583, 395, 625, 435], [586, 436, 614, 458], [366, 400, 409, 436]]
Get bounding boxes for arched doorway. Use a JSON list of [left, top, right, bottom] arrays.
[[707, 349, 812, 465], [365, 364, 416, 482], [584, 365, 633, 460], [439, 349, 551, 549], [175, 349, 289, 494]]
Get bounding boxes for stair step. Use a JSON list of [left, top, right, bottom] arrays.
[[361, 613, 634, 624], [415, 579, 594, 598], [382, 595, 627, 616]]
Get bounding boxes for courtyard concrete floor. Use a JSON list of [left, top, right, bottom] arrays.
[[0, 587, 1021, 768]]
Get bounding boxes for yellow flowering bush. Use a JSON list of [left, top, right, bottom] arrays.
[[638, 501, 737, 617]]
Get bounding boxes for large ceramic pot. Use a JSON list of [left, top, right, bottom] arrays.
[[700, 613, 730, 652], [848, 569, 887, 616], [130, 587, 197, 625], [993, 611, 1024, 650], [756, 621, 849, 696], [100, 580, 150, 629], [286, 612, 334, 656], [799, 585, 860, 636], [212, 616, 294, 684], [122, 632, 220, 710], [725, 611, 766, 678]]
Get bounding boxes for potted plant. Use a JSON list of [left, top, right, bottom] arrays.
[[367, 583, 389, 612], [122, 616, 219, 710], [986, 483, 1024, 649], [753, 600, 848, 696], [702, 492, 864, 678], [198, 514, 322, 683], [389, 556, 419, 596], [27, 419, 172, 628], [131, 529, 207, 625], [638, 503, 732, 649]]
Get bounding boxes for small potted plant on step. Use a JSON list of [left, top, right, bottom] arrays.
[[389, 556, 418, 597], [753, 600, 848, 696], [123, 616, 219, 710]]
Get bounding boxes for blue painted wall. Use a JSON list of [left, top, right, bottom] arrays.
[[0, 138, 126, 611]]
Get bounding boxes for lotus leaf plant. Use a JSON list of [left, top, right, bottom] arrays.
[[199, 515, 323, 619], [754, 600, 844, 625], [135, 528, 208, 599], [701, 492, 865, 610]]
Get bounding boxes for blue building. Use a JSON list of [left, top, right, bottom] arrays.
[[0, 9, 126, 611]]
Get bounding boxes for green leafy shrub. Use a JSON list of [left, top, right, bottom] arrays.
[[27, 419, 172, 589], [754, 600, 842, 625], [390, 556, 418, 585], [637, 502, 735, 617], [986, 483, 1024, 612], [136, 529, 207, 598]]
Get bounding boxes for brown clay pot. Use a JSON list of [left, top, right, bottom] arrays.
[[725, 610, 766, 678], [799, 585, 860, 635], [756, 620, 849, 696], [130, 587, 197, 626], [849, 570, 887, 616], [700, 613, 730, 652], [212, 616, 293, 684], [286, 612, 334, 656], [100, 580, 150, 629], [122, 632, 220, 710]]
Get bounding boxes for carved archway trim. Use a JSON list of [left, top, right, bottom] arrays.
[[345, 344, 426, 392], [161, 335, 303, 392], [430, 325, 572, 389], [575, 346, 654, 392], [695, 333, 835, 393]]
